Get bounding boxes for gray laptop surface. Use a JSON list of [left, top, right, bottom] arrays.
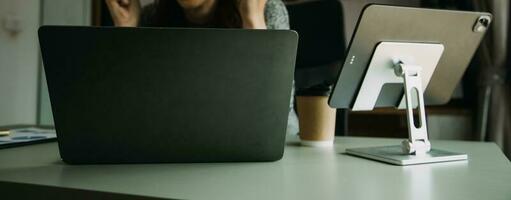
[[38, 26, 298, 164]]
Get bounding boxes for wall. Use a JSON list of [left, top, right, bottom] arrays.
[[0, 0, 91, 126], [0, 1, 41, 126]]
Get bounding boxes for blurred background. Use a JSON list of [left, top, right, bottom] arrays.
[[0, 0, 509, 158]]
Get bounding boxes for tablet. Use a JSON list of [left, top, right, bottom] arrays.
[[329, 4, 491, 109]]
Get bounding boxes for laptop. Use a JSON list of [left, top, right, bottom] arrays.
[[38, 26, 298, 164]]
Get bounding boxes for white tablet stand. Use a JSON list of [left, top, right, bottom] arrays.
[[345, 42, 468, 165]]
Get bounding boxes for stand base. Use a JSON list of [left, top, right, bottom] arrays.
[[346, 145, 467, 165]]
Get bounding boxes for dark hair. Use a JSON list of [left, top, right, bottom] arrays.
[[153, 0, 242, 28]]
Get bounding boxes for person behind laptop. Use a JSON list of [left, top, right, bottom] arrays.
[[105, 0, 287, 29], [105, 0, 336, 144]]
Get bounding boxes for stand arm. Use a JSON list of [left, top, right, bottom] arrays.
[[394, 61, 431, 155]]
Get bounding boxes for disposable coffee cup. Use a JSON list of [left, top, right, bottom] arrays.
[[297, 96, 337, 147]]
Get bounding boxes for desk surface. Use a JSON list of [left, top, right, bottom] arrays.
[[0, 136, 510, 200]]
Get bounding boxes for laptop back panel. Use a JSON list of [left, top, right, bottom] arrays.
[[39, 26, 297, 164]]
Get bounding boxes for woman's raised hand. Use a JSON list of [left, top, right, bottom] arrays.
[[237, 0, 267, 29], [105, 0, 141, 27]]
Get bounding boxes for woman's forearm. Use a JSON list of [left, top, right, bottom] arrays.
[[242, 17, 267, 29], [238, 0, 267, 29]]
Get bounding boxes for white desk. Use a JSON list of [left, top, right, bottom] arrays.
[[0, 136, 510, 200]]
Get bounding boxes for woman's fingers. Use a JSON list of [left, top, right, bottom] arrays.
[[119, 0, 130, 6], [104, 0, 140, 27], [105, 0, 126, 18]]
